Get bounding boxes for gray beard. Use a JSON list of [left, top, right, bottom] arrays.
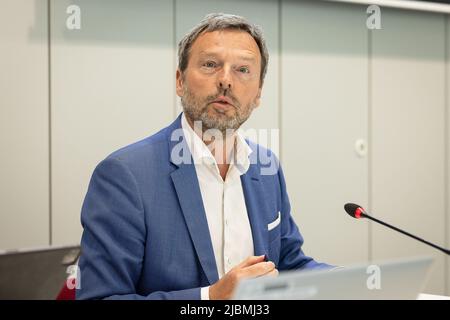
[[180, 86, 255, 137]]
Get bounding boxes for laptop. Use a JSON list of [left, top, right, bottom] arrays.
[[233, 256, 434, 300], [0, 244, 80, 300]]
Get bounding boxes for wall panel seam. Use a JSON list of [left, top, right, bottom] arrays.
[[47, 0, 52, 246]]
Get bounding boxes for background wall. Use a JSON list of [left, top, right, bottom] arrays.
[[0, 0, 449, 295]]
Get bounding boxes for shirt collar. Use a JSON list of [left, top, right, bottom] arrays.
[[181, 112, 252, 174]]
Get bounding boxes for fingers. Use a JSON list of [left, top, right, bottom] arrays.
[[236, 255, 266, 269], [210, 257, 277, 300], [240, 261, 275, 279], [263, 268, 279, 278]]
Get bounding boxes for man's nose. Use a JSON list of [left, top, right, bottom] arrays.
[[217, 66, 232, 90]]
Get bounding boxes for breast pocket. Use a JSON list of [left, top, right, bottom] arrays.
[[267, 211, 281, 237], [267, 212, 281, 264]]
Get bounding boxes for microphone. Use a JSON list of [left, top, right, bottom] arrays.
[[344, 203, 450, 256]]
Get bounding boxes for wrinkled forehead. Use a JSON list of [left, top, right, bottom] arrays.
[[190, 29, 261, 62]]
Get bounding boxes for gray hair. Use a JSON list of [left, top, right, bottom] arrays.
[[177, 13, 269, 87]]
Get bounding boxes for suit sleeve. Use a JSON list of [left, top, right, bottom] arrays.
[[277, 164, 334, 271], [76, 157, 201, 300]]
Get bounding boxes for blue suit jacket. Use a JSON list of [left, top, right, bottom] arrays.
[[76, 114, 331, 300]]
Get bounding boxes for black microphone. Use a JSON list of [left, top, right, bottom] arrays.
[[344, 203, 450, 256]]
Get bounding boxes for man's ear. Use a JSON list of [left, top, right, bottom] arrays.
[[176, 69, 184, 97], [254, 87, 262, 108]]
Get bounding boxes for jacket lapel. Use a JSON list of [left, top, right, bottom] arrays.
[[167, 115, 219, 285], [241, 163, 268, 257]]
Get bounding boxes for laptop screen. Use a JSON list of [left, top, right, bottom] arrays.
[[0, 245, 80, 300]]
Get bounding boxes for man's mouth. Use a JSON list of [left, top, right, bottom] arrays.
[[209, 95, 236, 113], [212, 101, 231, 106], [210, 101, 232, 113], [210, 96, 234, 107]]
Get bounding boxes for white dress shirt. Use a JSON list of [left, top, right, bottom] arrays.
[[181, 113, 254, 300]]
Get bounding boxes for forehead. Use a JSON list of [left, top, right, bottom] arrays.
[[190, 29, 261, 60]]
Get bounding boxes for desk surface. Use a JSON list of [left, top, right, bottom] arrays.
[[417, 293, 450, 300]]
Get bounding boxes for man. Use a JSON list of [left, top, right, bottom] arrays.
[[76, 13, 331, 300]]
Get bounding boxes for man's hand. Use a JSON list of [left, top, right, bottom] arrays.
[[209, 255, 278, 300]]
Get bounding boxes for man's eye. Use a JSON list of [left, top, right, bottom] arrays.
[[238, 67, 250, 74], [203, 61, 216, 68]]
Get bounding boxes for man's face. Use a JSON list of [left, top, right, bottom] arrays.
[[176, 29, 262, 136]]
